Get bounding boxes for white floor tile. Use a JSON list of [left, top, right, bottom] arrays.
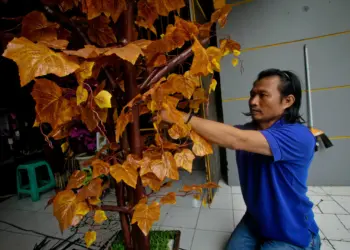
[[175, 195, 198, 208], [217, 180, 232, 194], [191, 229, 231, 250], [0, 231, 43, 250], [337, 215, 350, 230], [233, 210, 246, 227], [319, 201, 348, 214], [196, 209, 234, 232], [232, 194, 246, 210], [309, 195, 333, 205], [308, 187, 327, 195], [162, 207, 200, 229], [1, 195, 50, 212], [231, 186, 242, 194], [154, 205, 171, 226], [330, 240, 350, 250], [322, 187, 350, 196], [319, 230, 326, 240], [321, 240, 334, 250], [159, 226, 195, 250], [208, 192, 232, 210], [315, 214, 350, 241], [332, 196, 350, 213]]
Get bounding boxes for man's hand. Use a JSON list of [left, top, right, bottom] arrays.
[[158, 109, 189, 124]]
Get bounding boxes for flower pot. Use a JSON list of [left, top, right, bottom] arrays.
[[75, 153, 94, 170]]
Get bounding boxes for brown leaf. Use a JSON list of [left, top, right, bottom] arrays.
[[76, 178, 103, 201], [91, 159, 110, 178], [104, 43, 144, 65], [166, 73, 196, 99], [219, 38, 241, 56], [38, 39, 69, 50], [197, 22, 213, 38], [63, 45, 107, 59], [182, 184, 202, 192], [85, 231, 96, 248], [88, 15, 117, 47], [126, 154, 151, 171], [21, 11, 59, 42], [168, 123, 190, 139], [53, 190, 77, 232], [76, 201, 90, 216], [174, 149, 195, 173], [201, 182, 221, 189], [66, 170, 87, 190], [150, 0, 185, 16], [149, 152, 179, 181], [137, 0, 158, 31], [211, 4, 232, 28], [135, 18, 157, 35], [190, 131, 213, 156], [115, 110, 133, 141], [110, 163, 138, 188], [59, 0, 79, 12], [48, 121, 75, 140], [160, 192, 176, 205], [3, 37, 80, 86], [214, 0, 226, 9], [141, 173, 162, 191], [174, 16, 199, 41], [32, 79, 80, 129], [82, 0, 127, 23], [131, 201, 160, 236], [76, 61, 95, 85]]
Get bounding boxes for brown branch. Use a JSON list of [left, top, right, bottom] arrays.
[[140, 37, 210, 90], [100, 205, 132, 213]]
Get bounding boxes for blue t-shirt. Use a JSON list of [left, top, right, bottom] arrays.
[[236, 119, 318, 247]]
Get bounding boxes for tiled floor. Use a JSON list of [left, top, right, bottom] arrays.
[[0, 171, 350, 250]]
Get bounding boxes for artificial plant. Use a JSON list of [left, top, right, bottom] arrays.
[[1, 0, 240, 249]]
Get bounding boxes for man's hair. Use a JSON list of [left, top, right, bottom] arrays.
[[246, 68, 304, 123]]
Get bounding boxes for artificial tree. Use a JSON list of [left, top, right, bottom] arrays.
[[1, 0, 240, 249]]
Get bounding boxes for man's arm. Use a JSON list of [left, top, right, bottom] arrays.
[[186, 115, 272, 156]]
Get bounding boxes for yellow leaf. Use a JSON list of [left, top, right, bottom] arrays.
[[209, 79, 217, 94], [110, 163, 138, 188], [61, 141, 69, 153], [211, 4, 232, 28], [76, 61, 95, 85], [76, 178, 103, 201], [88, 197, 101, 205], [66, 170, 87, 190], [160, 192, 176, 205], [76, 85, 88, 105], [141, 173, 162, 191], [76, 201, 90, 216], [131, 201, 160, 236], [193, 193, 201, 200], [168, 123, 190, 139], [214, 0, 226, 9], [190, 131, 213, 156], [94, 90, 112, 108], [104, 43, 144, 65], [232, 58, 239, 67], [174, 149, 195, 173], [94, 210, 107, 224], [233, 49, 241, 57], [53, 190, 77, 232], [91, 159, 110, 178], [85, 231, 96, 248], [3, 37, 79, 87]]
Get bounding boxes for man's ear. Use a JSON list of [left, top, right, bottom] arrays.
[[283, 94, 295, 109]]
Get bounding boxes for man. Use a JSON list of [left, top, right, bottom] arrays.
[[161, 69, 321, 250]]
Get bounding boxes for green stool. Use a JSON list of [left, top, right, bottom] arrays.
[[16, 160, 56, 202]]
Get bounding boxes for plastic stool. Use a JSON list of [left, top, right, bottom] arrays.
[[16, 160, 56, 202]]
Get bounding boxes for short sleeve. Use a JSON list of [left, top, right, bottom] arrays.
[[260, 124, 315, 162]]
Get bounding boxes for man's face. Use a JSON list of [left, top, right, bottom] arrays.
[[249, 76, 288, 123]]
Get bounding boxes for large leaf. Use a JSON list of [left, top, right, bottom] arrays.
[[53, 190, 77, 232], [81, 0, 127, 22], [88, 15, 117, 47], [190, 131, 213, 156], [160, 192, 176, 205], [3, 37, 79, 86], [150, 0, 185, 16], [149, 152, 179, 181], [94, 90, 112, 108], [174, 16, 199, 41], [168, 123, 190, 139], [115, 110, 133, 141], [66, 170, 87, 190], [76, 178, 103, 201], [63, 45, 107, 59], [91, 159, 110, 178], [166, 73, 197, 99], [80, 105, 108, 132], [110, 162, 138, 188], [31, 79, 79, 129], [21, 11, 59, 42], [131, 201, 160, 236], [85, 231, 96, 248], [141, 173, 162, 191], [75, 61, 95, 85], [137, 0, 158, 31], [174, 149, 195, 173]]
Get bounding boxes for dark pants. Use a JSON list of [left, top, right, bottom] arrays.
[[226, 214, 321, 250]]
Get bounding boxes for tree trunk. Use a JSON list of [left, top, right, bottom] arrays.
[[122, 1, 150, 250]]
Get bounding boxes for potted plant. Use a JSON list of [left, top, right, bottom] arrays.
[[1, 0, 239, 249]]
